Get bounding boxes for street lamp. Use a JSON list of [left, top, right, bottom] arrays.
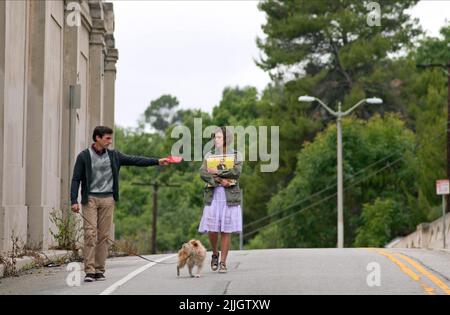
[[298, 95, 383, 248]]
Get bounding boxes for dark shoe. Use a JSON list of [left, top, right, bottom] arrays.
[[95, 273, 106, 281], [218, 262, 227, 273], [211, 253, 219, 271], [84, 273, 95, 282]]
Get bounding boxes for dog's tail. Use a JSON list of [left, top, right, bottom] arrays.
[[190, 240, 199, 247]]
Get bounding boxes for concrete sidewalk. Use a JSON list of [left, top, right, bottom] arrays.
[[0, 250, 74, 278]]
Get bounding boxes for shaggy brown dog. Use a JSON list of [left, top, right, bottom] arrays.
[[177, 239, 206, 278]]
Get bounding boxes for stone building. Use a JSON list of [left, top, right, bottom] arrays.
[[0, 0, 118, 252]]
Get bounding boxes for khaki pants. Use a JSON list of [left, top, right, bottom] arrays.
[[82, 196, 114, 274]]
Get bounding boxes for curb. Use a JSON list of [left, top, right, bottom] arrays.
[[0, 250, 73, 278]]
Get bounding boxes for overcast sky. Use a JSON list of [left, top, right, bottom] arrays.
[[112, 0, 450, 128]]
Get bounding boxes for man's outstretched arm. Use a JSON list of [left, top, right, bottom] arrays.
[[117, 151, 169, 167]]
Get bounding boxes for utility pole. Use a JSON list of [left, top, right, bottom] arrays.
[[417, 62, 450, 214], [132, 180, 181, 254]]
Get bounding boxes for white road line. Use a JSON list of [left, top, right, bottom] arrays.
[[99, 254, 177, 295]]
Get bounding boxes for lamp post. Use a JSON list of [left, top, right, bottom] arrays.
[[298, 96, 383, 248]]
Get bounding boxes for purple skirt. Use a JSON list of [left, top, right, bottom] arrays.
[[198, 186, 242, 233]]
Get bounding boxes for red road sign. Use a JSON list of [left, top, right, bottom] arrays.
[[436, 180, 450, 195]]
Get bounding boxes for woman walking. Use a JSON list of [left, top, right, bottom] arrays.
[[198, 127, 243, 273]]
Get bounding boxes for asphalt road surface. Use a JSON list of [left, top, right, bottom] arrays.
[[0, 248, 449, 295]]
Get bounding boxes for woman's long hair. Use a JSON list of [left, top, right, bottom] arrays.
[[212, 126, 234, 155]]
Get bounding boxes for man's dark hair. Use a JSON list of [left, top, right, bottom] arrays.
[[92, 126, 114, 142]]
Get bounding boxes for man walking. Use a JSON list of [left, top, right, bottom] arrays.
[[70, 126, 170, 282]]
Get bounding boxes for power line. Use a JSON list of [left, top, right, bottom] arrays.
[[243, 156, 405, 239], [243, 149, 405, 230], [243, 129, 447, 240]]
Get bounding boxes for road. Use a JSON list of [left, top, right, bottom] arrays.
[[0, 248, 449, 295]]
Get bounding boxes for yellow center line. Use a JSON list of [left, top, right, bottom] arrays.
[[376, 250, 420, 281], [394, 252, 450, 295], [374, 249, 435, 295], [421, 283, 436, 295]]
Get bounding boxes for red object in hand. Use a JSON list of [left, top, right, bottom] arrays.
[[166, 156, 184, 164]]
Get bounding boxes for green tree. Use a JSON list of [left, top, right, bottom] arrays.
[[416, 24, 450, 66], [355, 198, 411, 247], [399, 24, 450, 220], [247, 114, 419, 248], [257, 0, 422, 115], [212, 86, 259, 126], [144, 94, 180, 133]]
